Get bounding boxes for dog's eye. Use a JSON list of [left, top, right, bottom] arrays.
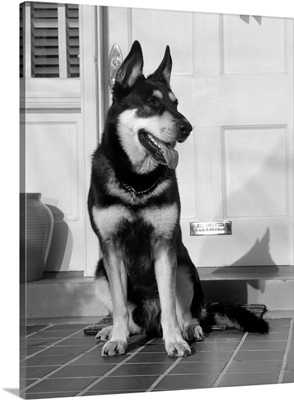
[[147, 97, 160, 107]]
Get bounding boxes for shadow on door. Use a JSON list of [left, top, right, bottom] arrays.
[[202, 227, 278, 304]]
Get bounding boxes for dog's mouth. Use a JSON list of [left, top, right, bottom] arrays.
[[138, 130, 179, 169]]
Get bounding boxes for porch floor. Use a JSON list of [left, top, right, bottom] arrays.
[[20, 317, 294, 398]]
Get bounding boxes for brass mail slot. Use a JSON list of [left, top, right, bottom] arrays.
[[190, 221, 232, 236]]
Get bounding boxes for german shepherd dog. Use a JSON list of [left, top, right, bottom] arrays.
[[88, 41, 269, 357]]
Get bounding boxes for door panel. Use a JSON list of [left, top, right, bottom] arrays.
[[106, 7, 294, 267], [25, 113, 86, 272], [131, 9, 194, 76], [222, 15, 285, 74], [223, 126, 287, 218]]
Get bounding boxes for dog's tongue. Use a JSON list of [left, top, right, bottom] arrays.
[[160, 143, 179, 169]]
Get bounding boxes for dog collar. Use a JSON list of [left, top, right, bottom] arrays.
[[121, 172, 166, 201]]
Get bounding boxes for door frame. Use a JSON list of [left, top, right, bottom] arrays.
[[82, 5, 113, 276]]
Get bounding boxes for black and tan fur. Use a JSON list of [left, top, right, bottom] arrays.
[[88, 41, 269, 357]]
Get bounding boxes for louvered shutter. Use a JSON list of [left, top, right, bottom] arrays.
[[20, 2, 80, 78], [66, 4, 80, 78], [31, 3, 59, 77], [20, 6, 24, 77]]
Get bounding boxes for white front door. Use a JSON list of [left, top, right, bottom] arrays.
[[106, 7, 294, 267]]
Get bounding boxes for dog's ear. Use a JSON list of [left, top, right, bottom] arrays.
[[115, 41, 144, 89], [148, 45, 172, 85]]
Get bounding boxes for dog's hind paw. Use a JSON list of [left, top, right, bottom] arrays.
[[101, 340, 127, 356], [183, 321, 204, 342], [165, 339, 191, 357], [193, 325, 204, 341], [95, 325, 113, 341]]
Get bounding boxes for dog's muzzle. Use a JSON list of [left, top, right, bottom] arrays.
[[177, 120, 193, 143]]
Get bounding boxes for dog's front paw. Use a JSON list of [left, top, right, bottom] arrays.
[[101, 340, 128, 357], [95, 326, 113, 341], [165, 339, 191, 357]]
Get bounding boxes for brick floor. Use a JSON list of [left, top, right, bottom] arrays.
[[19, 318, 294, 398]]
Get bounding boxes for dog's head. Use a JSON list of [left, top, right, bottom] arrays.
[[111, 41, 192, 171]]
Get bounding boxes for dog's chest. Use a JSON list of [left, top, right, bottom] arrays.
[[92, 203, 179, 242]]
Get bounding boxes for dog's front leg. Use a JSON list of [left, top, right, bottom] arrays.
[[155, 247, 191, 357], [101, 250, 129, 356]]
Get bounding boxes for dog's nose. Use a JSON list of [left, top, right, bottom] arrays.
[[177, 120, 192, 142]]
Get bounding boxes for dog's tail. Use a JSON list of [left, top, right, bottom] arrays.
[[200, 302, 269, 334]]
